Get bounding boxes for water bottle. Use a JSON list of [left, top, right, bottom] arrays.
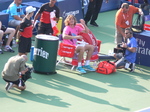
[[108, 50, 112, 55], [30, 46, 34, 61], [108, 49, 114, 56]]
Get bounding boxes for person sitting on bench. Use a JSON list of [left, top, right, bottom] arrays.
[[0, 21, 15, 54], [62, 15, 95, 74]]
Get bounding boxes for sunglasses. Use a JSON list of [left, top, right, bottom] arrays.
[[125, 32, 130, 34], [17, 8, 21, 12]]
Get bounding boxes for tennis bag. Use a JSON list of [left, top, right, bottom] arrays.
[[132, 14, 145, 33], [96, 60, 116, 74]]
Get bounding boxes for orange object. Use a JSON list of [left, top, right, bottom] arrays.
[[96, 40, 101, 53], [90, 54, 99, 61], [96, 61, 116, 74]]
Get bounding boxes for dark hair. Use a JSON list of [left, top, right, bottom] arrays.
[[125, 27, 132, 34]]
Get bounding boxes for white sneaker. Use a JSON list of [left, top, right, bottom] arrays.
[[0, 49, 3, 54], [4, 46, 15, 53], [5, 82, 13, 92]]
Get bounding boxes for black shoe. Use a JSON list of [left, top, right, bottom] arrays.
[[129, 63, 135, 72], [90, 22, 99, 27]]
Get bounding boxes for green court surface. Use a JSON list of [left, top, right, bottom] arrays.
[[0, 10, 150, 112]]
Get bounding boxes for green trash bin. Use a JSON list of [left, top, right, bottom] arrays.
[[33, 34, 59, 74]]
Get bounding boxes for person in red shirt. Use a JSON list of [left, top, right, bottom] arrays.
[[115, 3, 143, 45], [34, 0, 60, 35], [17, 6, 36, 56]]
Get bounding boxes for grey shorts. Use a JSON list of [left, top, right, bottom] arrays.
[[8, 20, 21, 27], [115, 28, 125, 44], [115, 53, 123, 59], [115, 57, 129, 68]]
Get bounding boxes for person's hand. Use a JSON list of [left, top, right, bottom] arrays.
[[122, 42, 127, 48], [53, 17, 57, 21], [20, 68, 28, 75], [21, 71, 26, 75], [80, 19, 85, 25], [139, 8, 144, 15], [139, 11, 144, 15]]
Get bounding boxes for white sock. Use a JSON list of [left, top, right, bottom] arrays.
[[85, 60, 90, 65], [78, 62, 82, 67], [5, 45, 9, 48]]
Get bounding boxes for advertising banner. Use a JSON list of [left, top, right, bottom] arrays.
[[133, 31, 150, 67], [58, 0, 83, 22]]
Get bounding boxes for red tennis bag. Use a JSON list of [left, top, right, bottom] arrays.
[[76, 23, 97, 46], [96, 60, 116, 74]]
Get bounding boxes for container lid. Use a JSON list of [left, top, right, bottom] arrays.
[[36, 34, 59, 40]]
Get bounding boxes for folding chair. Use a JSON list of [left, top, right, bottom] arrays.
[[56, 42, 83, 70], [56, 40, 101, 70]]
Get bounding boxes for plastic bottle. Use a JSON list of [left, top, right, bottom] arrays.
[[30, 46, 34, 62], [108, 50, 112, 55], [108, 49, 115, 56]]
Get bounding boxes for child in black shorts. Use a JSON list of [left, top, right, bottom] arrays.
[[17, 6, 36, 56]]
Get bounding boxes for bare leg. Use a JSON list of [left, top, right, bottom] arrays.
[[84, 44, 94, 60], [0, 30, 4, 42], [13, 84, 26, 91], [0, 30, 4, 49], [4, 28, 15, 46], [75, 46, 85, 62], [14, 26, 20, 38]]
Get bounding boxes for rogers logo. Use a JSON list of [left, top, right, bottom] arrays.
[[62, 10, 79, 18]]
